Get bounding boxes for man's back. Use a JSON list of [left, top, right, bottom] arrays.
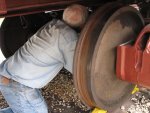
[[0, 19, 78, 88]]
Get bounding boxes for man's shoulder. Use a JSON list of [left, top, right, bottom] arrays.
[[45, 19, 76, 33], [53, 20, 78, 41], [54, 20, 72, 31], [44, 19, 78, 40]]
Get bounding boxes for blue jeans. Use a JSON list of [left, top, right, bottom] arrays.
[[0, 77, 48, 113]]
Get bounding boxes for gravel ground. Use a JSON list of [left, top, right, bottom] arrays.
[[120, 91, 150, 113], [41, 69, 90, 113]]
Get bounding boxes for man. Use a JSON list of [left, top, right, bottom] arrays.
[[0, 4, 88, 113]]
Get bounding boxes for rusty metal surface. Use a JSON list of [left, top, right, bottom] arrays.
[[91, 6, 144, 112], [117, 24, 150, 89], [73, 3, 122, 108]]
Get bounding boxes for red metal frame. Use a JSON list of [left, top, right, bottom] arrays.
[[0, 0, 106, 17], [0, 0, 6, 14], [117, 24, 150, 89], [5, 0, 81, 11], [0, 0, 81, 17]]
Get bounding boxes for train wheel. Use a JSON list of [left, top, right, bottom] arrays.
[[74, 3, 144, 112], [91, 6, 144, 112], [73, 2, 123, 108]]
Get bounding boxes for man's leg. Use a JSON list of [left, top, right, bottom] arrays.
[[0, 107, 13, 113], [0, 77, 48, 113]]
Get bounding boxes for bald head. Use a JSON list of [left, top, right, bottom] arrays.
[[63, 4, 88, 28]]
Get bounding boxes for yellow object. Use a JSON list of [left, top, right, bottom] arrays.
[[92, 86, 139, 113], [131, 85, 139, 94], [92, 108, 107, 113]]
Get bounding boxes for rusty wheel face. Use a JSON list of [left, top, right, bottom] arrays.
[[91, 6, 144, 112], [73, 3, 122, 107]]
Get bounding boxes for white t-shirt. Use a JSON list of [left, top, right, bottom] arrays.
[[0, 19, 78, 88]]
